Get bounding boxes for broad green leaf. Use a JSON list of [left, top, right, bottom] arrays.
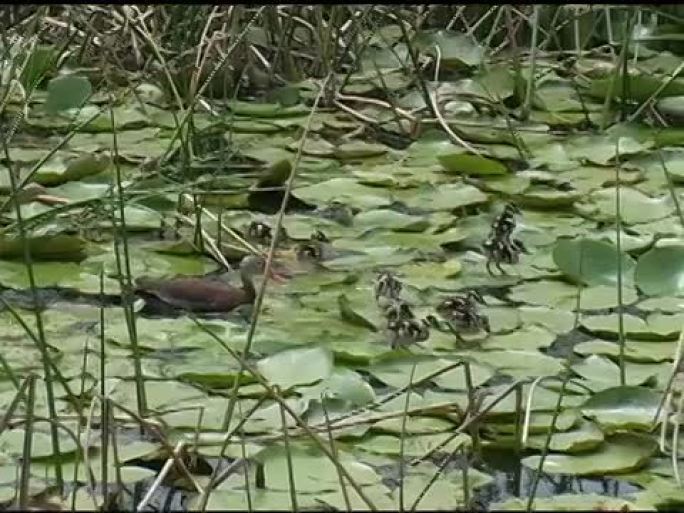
[[438, 152, 509, 176], [257, 346, 333, 390], [522, 433, 656, 475], [581, 385, 660, 432], [552, 238, 635, 286], [635, 245, 684, 296], [45, 75, 92, 113]]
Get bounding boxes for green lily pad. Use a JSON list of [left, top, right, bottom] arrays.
[[300, 368, 375, 406], [525, 419, 605, 454], [565, 134, 652, 165], [256, 346, 334, 390], [438, 152, 509, 176], [395, 183, 488, 212], [522, 433, 656, 475], [469, 350, 564, 380], [580, 313, 680, 340], [399, 259, 462, 290], [552, 238, 635, 286], [355, 432, 471, 458], [34, 153, 111, 186], [338, 294, 377, 332], [574, 339, 677, 363], [334, 141, 388, 159], [571, 355, 668, 391], [581, 385, 660, 432], [45, 75, 92, 113], [294, 178, 391, 210], [415, 30, 485, 68], [354, 209, 430, 233], [493, 493, 644, 511], [580, 187, 672, 225], [635, 245, 684, 296], [227, 100, 309, 118]]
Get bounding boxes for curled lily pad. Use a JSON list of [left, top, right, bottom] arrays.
[[635, 245, 684, 296], [552, 238, 635, 286], [522, 432, 656, 475], [337, 294, 377, 332], [581, 385, 660, 432], [0, 234, 86, 261]]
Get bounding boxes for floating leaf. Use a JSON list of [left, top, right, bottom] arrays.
[[522, 433, 656, 475], [45, 75, 92, 113], [438, 152, 509, 176], [580, 187, 672, 225], [257, 346, 333, 390], [337, 294, 377, 332], [525, 420, 605, 453], [635, 245, 684, 296], [493, 493, 643, 511], [415, 30, 485, 68], [581, 386, 660, 432], [552, 238, 635, 286]]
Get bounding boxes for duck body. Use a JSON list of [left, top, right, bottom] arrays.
[[134, 276, 254, 313], [134, 255, 277, 313]]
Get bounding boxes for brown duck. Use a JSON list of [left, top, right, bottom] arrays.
[[134, 255, 285, 313]]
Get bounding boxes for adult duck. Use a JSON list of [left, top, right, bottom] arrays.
[[134, 255, 285, 313]]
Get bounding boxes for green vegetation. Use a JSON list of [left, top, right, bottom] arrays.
[[2, 4, 684, 511]]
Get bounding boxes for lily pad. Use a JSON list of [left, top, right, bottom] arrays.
[[294, 178, 391, 210], [493, 493, 643, 511], [438, 152, 509, 176], [552, 238, 635, 286], [580, 187, 672, 225], [581, 385, 660, 432], [525, 419, 605, 453], [635, 245, 684, 296], [522, 433, 656, 475], [395, 183, 488, 212], [256, 346, 334, 390]]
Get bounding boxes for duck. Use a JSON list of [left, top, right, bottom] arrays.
[[387, 317, 431, 349], [373, 270, 403, 304], [436, 290, 490, 340], [134, 255, 285, 313], [483, 235, 529, 275], [245, 221, 287, 246], [381, 298, 415, 324]]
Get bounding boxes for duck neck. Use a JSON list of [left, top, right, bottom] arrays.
[[240, 268, 258, 301]]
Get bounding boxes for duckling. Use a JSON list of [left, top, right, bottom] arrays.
[[296, 241, 324, 261], [487, 202, 521, 240], [316, 200, 355, 226], [381, 298, 415, 324], [436, 290, 490, 340], [387, 317, 431, 349], [245, 221, 287, 246], [373, 271, 403, 303], [483, 235, 529, 275], [311, 229, 330, 243]]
